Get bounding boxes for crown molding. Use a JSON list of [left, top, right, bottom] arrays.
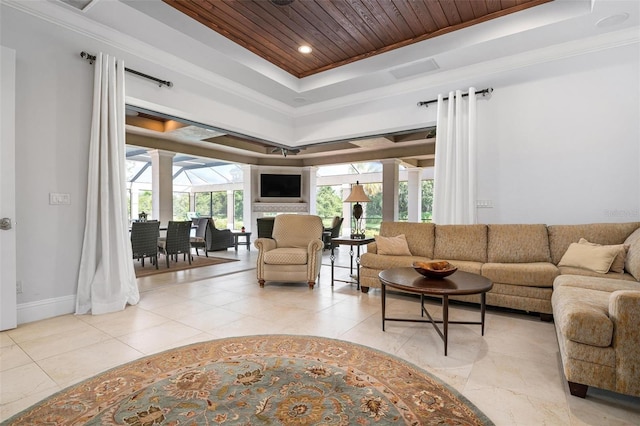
[[2, 0, 297, 116], [3, 0, 638, 123], [292, 26, 640, 118]]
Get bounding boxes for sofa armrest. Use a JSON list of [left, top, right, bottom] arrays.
[[367, 242, 377, 254], [609, 290, 640, 396]]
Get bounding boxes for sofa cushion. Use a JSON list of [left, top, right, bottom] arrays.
[[434, 225, 487, 263], [554, 274, 640, 293], [558, 266, 637, 282], [444, 260, 483, 275], [624, 227, 640, 281], [547, 222, 640, 265], [379, 222, 435, 258], [487, 224, 551, 263], [375, 234, 412, 256], [263, 248, 308, 265], [359, 253, 428, 270], [577, 238, 629, 273], [552, 284, 613, 347], [558, 242, 621, 273], [481, 262, 558, 287]]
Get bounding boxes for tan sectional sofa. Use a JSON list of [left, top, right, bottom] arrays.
[[359, 221, 640, 398]]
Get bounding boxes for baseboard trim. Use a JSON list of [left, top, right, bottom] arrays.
[[17, 295, 76, 325]]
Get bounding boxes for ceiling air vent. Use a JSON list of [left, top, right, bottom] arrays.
[[390, 59, 439, 80]]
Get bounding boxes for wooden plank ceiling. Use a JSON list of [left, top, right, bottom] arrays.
[[163, 0, 551, 78]]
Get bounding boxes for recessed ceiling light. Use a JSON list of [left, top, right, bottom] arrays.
[[596, 13, 629, 28], [298, 45, 312, 54]]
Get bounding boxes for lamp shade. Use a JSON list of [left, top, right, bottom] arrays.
[[344, 182, 370, 203]]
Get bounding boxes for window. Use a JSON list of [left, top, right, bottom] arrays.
[[316, 185, 342, 227], [233, 190, 243, 229], [422, 179, 434, 222], [194, 191, 227, 228], [173, 192, 190, 220], [138, 190, 152, 219]]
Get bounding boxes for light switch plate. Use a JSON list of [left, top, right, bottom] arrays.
[[476, 200, 493, 208], [49, 193, 71, 205]]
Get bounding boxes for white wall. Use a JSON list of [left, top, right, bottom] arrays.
[[475, 48, 639, 225]]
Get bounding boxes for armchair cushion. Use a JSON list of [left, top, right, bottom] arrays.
[[264, 248, 308, 265]]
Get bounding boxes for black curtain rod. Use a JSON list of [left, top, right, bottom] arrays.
[[80, 51, 173, 88], [417, 87, 493, 107]]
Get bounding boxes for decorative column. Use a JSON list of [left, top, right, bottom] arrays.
[[381, 159, 400, 222], [305, 166, 318, 215], [149, 149, 175, 224], [244, 165, 255, 235], [407, 168, 423, 222], [342, 184, 353, 235], [226, 189, 234, 229], [130, 186, 139, 221]]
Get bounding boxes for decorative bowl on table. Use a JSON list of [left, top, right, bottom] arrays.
[[412, 261, 458, 279]]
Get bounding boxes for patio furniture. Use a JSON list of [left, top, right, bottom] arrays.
[[256, 217, 275, 238], [130, 220, 160, 269], [190, 217, 209, 257], [205, 218, 234, 252], [158, 221, 192, 268], [323, 216, 343, 249]]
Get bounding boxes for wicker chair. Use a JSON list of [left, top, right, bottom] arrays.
[[205, 218, 234, 252], [256, 217, 276, 238], [190, 217, 209, 257], [323, 216, 344, 249], [130, 221, 160, 269], [158, 221, 192, 268], [254, 214, 324, 289]]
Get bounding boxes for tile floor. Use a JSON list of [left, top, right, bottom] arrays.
[[1, 247, 639, 425]]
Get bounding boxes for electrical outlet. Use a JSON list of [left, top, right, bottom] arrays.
[[476, 200, 494, 208], [16, 280, 22, 294]]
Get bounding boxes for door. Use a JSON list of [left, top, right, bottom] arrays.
[[1, 46, 17, 331]]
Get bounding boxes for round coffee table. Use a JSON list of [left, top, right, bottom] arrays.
[[378, 267, 493, 356]]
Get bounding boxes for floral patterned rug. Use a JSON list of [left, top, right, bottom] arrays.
[[6, 335, 493, 425]]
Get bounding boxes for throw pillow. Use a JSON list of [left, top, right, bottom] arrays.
[[578, 238, 629, 274], [623, 228, 640, 281], [558, 242, 621, 274], [375, 234, 412, 256]]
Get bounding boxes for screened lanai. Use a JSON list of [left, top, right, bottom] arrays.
[[125, 145, 434, 237]]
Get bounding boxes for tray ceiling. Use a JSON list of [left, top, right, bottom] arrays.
[[163, 0, 552, 78]]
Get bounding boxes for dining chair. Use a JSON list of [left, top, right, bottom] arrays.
[[130, 220, 160, 269], [190, 217, 209, 257], [158, 221, 192, 268]]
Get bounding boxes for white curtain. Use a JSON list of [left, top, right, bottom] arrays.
[[432, 87, 477, 225], [76, 53, 139, 315]]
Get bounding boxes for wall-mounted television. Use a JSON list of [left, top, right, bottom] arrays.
[[260, 174, 301, 198]]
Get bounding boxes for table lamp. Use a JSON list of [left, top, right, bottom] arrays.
[[344, 181, 370, 239]]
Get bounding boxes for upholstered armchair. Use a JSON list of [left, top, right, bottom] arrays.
[[254, 214, 325, 289]]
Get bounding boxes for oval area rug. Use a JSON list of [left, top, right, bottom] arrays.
[[6, 335, 493, 425]]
